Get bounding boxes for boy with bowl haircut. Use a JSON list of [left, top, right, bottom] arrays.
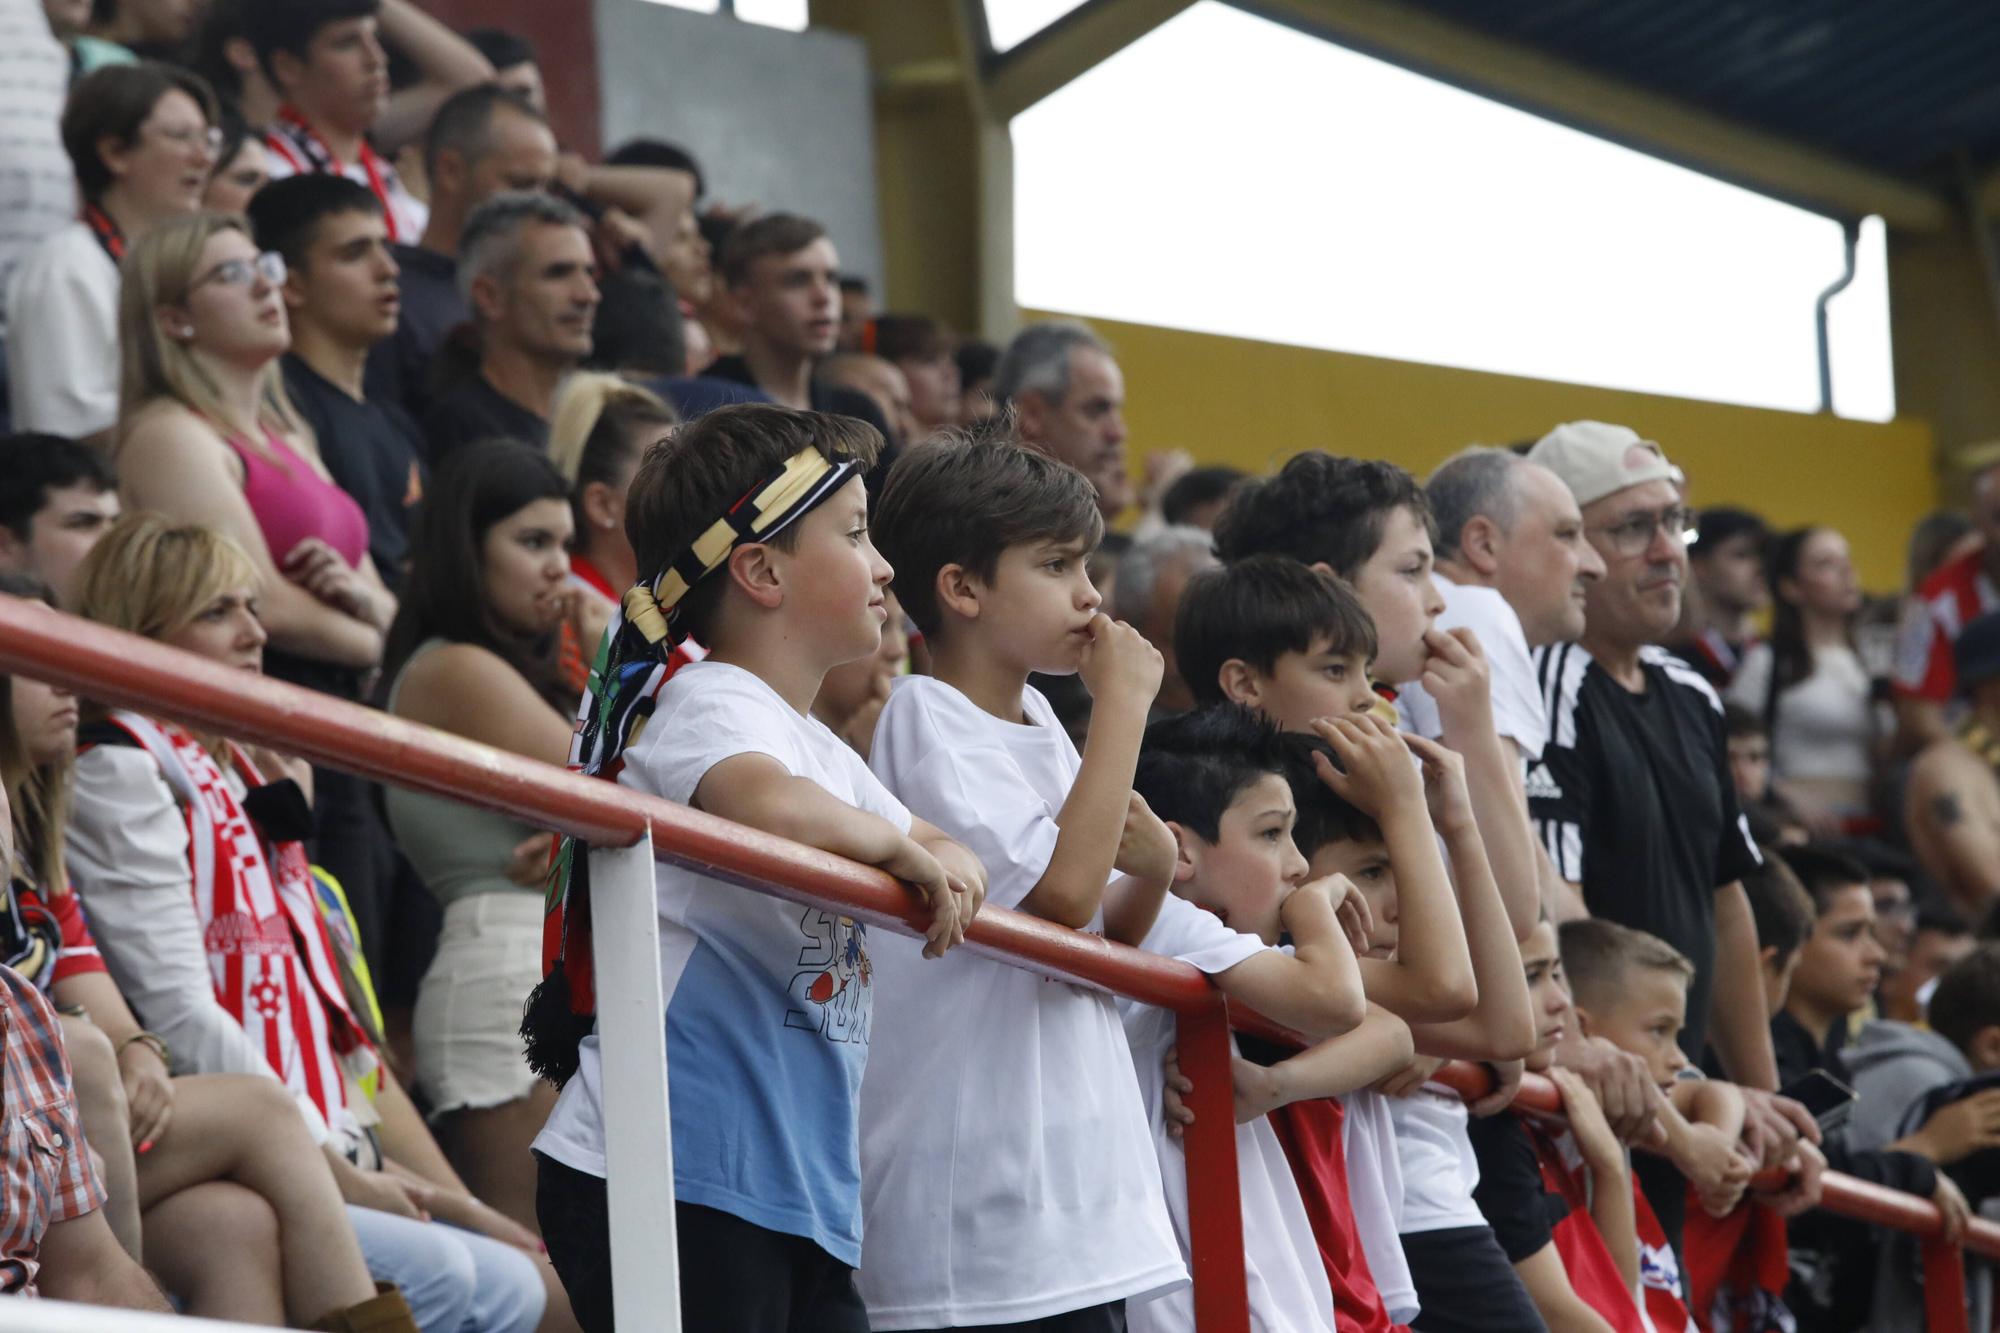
[[1173, 553, 1382, 724], [859, 434, 1186, 1329], [527, 405, 984, 1332], [1122, 703, 1379, 1333]]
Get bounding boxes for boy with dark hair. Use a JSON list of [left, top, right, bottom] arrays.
[[860, 433, 1185, 1329], [1723, 703, 1809, 847], [465, 27, 544, 113], [702, 213, 889, 440], [1256, 725, 1474, 1332], [1299, 717, 1539, 1333], [1749, 847, 1965, 1331], [1212, 451, 1438, 588], [1123, 703, 1376, 1332], [248, 0, 493, 242], [1741, 851, 1818, 1019], [1212, 453, 1540, 941], [1173, 554, 1379, 721], [529, 404, 983, 1332], [0, 434, 119, 607], [1768, 846, 1887, 1083], [248, 173, 425, 593], [1160, 463, 1247, 531]]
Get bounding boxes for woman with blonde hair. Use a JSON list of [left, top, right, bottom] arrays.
[[116, 210, 401, 968], [1, 571, 400, 1329], [546, 373, 678, 679], [65, 514, 560, 1333]]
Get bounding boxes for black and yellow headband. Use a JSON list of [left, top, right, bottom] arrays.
[[624, 444, 863, 643]]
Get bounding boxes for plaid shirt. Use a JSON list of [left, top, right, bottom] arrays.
[[0, 962, 104, 1295]]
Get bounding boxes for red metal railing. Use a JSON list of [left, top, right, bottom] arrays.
[[0, 595, 1987, 1332]]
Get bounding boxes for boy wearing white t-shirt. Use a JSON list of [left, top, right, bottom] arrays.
[[860, 435, 1186, 1330], [1178, 555, 1539, 1328], [530, 406, 986, 1333], [1122, 703, 1390, 1333]]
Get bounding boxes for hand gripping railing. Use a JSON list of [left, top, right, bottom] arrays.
[[0, 594, 1989, 1333], [1427, 1064, 2000, 1332], [0, 598, 1251, 1333]]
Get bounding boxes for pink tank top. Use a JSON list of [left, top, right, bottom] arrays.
[[226, 428, 369, 569]]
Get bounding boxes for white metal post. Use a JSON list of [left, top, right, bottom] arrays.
[[591, 830, 681, 1330]]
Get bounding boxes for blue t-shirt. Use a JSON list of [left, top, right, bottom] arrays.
[[533, 662, 911, 1265]]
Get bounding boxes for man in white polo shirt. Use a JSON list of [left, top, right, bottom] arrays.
[[1400, 445, 1606, 921]]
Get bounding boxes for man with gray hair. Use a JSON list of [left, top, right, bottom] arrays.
[[1110, 525, 1217, 716], [370, 83, 559, 420], [1400, 444, 1606, 923], [422, 190, 598, 462], [1523, 423, 1809, 1242], [994, 319, 1131, 519]]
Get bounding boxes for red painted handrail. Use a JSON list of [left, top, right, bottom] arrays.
[[0, 595, 1984, 1331]]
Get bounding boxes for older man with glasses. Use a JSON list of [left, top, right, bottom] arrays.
[[1523, 420, 1824, 1250]]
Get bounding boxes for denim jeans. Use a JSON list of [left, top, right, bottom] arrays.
[[347, 1203, 544, 1333]]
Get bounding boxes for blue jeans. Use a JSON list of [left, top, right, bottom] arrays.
[[347, 1204, 545, 1333]]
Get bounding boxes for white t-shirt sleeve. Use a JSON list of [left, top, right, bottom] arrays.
[[899, 741, 1057, 911], [6, 229, 119, 437], [1446, 586, 1547, 762], [1725, 643, 1774, 718], [1140, 895, 1268, 975], [636, 665, 911, 832]]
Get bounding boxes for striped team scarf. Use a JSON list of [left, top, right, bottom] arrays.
[[522, 441, 865, 1085]]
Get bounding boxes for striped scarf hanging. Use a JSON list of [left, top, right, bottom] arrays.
[[522, 441, 863, 1085], [105, 712, 375, 1138]]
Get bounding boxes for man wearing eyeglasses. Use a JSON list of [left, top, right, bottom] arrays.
[[1523, 421, 1815, 1248]]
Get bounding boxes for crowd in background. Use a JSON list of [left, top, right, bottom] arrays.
[[5, 2, 2000, 1332]]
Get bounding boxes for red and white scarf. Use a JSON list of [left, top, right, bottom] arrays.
[[265, 104, 408, 243], [106, 712, 374, 1139]]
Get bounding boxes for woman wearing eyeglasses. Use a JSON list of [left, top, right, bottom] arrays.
[[6, 61, 219, 441], [115, 211, 395, 686], [114, 213, 403, 977]]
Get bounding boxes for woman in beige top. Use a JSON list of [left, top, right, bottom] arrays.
[[382, 441, 590, 1233]]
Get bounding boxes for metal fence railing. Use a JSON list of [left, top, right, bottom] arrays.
[[0, 594, 1988, 1333]]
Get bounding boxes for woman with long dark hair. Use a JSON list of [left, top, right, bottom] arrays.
[[1727, 525, 1880, 830], [380, 440, 585, 1232]]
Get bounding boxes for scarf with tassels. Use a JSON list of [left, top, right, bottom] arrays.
[[522, 441, 865, 1085]]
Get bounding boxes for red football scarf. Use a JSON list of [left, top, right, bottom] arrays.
[[107, 712, 374, 1134]]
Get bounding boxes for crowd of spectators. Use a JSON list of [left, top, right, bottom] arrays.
[[1, 2, 1998, 1332]]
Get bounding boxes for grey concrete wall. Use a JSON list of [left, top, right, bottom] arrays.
[[594, 1, 883, 287]]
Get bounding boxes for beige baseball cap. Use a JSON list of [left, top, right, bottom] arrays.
[[1527, 421, 1685, 508]]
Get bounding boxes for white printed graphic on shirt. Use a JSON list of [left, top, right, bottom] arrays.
[[785, 910, 871, 1043]]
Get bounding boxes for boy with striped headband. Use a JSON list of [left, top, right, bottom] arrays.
[[529, 404, 986, 1331]]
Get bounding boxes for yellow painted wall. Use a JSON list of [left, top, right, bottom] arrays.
[[1027, 311, 1939, 593]]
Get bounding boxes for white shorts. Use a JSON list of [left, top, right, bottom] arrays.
[[413, 892, 544, 1116]]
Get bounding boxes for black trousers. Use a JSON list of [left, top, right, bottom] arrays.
[[536, 1151, 871, 1333], [1401, 1225, 1550, 1333], [903, 1303, 1127, 1332]]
